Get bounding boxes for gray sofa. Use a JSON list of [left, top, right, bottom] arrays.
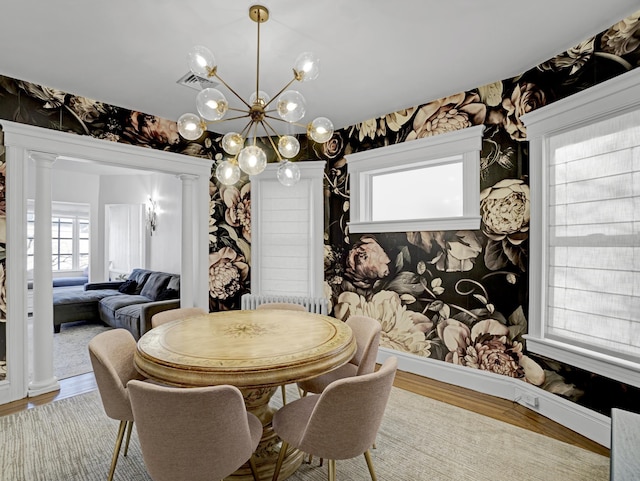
[[52, 268, 181, 339]]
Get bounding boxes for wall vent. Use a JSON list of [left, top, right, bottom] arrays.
[[176, 72, 219, 91]]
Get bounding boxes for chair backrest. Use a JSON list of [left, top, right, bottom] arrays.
[[127, 380, 260, 481], [88, 328, 142, 421], [151, 307, 207, 328], [256, 302, 306, 311], [299, 356, 397, 460], [345, 315, 382, 375]]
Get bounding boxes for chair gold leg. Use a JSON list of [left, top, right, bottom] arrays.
[[363, 450, 377, 481], [108, 420, 127, 481], [328, 459, 336, 481], [281, 384, 287, 405], [123, 421, 134, 456], [248, 455, 260, 481], [271, 440, 288, 481]]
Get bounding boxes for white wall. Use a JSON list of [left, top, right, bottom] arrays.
[[99, 172, 181, 275], [147, 172, 182, 274], [27, 161, 181, 281]]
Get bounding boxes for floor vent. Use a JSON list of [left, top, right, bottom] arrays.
[[176, 72, 219, 91]]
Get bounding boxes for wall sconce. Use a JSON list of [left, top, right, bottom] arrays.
[[146, 197, 157, 235]]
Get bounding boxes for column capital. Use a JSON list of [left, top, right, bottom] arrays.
[[29, 151, 58, 166], [177, 173, 199, 183]]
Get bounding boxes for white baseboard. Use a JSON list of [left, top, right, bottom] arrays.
[[378, 347, 611, 448]]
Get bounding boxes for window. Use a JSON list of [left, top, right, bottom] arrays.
[[27, 201, 90, 272], [346, 125, 484, 233], [250, 161, 325, 298], [523, 68, 640, 388]]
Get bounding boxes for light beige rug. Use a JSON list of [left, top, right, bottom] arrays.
[[0, 385, 609, 481], [53, 321, 111, 379]]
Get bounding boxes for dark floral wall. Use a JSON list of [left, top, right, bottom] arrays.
[[1, 10, 640, 416]]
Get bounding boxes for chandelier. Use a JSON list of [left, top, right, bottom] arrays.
[[177, 4, 334, 187]]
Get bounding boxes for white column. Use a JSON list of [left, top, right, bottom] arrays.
[[29, 152, 59, 396], [178, 174, 198, 308]]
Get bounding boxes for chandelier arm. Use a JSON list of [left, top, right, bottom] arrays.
[[263, 113, 306, 128], [260, 121, 284, 162], [238, 120, 256, 140], [211, 72, 252, 109], [204, 113, 252, 124], [263, 76, 299, 110]]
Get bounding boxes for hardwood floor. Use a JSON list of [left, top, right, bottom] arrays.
[[0, 368, 610, 458]]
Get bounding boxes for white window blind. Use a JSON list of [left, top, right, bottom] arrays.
[[547, 110, 640, 362]]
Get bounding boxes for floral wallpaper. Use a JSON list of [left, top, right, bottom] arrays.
[[1, 10, 640, 414], [0, 133, 5, 381]]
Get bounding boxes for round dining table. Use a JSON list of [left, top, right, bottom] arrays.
[[134, 309, 356, 481]]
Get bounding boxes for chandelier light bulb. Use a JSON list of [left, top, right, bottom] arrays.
[[177, 113, 204, 140], [238, 145, 267, 176], [278, 135, 300, 159], [188, 45, 216, 77], [221, 132, 244, 155], [196, 88, 228, 121], [249, 90, 271, 107], [277, 160, 301, 186], [294, 52, 320, 82], [277, 90, 306, 123], [308, 116, 334, 143], [215, 159, 241, 185]]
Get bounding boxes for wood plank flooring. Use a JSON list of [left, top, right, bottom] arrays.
[[0, 368, 609, 458]]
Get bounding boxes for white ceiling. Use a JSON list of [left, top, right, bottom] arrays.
[[1, 0, 639, 135]]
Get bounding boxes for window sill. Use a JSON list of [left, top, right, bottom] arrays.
[[524, 335, 640, 389], [348, 215, 481, 234]]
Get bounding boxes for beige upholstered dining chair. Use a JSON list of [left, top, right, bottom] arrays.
[[271, 356, 398, 481], [127, 380, 262, 481], [256, 301, 306, 404], [150, 306, 207, 328], [88, 328, 145, 481], [297, 315, 382, 396]]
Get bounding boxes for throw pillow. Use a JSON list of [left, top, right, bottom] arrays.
[[156, 288, 179, 301], [118, 279, 137, 294]]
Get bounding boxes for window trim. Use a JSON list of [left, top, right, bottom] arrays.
[[522, 67, 640, 388], [346, 125, 484, 233]]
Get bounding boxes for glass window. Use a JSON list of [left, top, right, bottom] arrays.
[[27, 203, 90, 273], [347, 125, 483, 233]]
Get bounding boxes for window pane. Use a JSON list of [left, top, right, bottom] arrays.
[[79, 239, 89, 254], [371, 159, 463, 222], [79, 221, 90, 238], [58, 254, 73, 271], [79, 254, 89, 269], [58, 221, 73, 238], [27, 255, 34, 271], [59, 239, 73, 254]]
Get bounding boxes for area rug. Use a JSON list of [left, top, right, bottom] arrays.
[[0, 386, 609, 481], [52, 321, 112, 380]]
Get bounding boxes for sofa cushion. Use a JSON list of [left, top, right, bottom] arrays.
[[98, 294, 150, 324], [139, 272, 172, 301], [167, 275, 180, 291], [156, 288, 179, 301], [118, 279, 138, 294], [128, 268, 152, 294], [113, 304, 146, 339]]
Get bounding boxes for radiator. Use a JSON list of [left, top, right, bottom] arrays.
[[241, 294, 328, 315]]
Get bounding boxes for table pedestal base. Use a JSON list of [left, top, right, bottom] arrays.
[[225, 386, 304, 481]]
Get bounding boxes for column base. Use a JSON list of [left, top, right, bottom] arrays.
[[28, 377, 60, 397]]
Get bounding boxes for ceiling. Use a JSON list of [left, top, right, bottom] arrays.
[[1, 0, 639, 136]]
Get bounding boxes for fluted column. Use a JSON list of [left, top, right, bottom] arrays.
[[28, 152, 59, 396], [178, 174, 198, 308]]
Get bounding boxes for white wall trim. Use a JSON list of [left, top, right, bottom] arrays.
[[378, 347, 612, 448], [0, 120, 213, 404]]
